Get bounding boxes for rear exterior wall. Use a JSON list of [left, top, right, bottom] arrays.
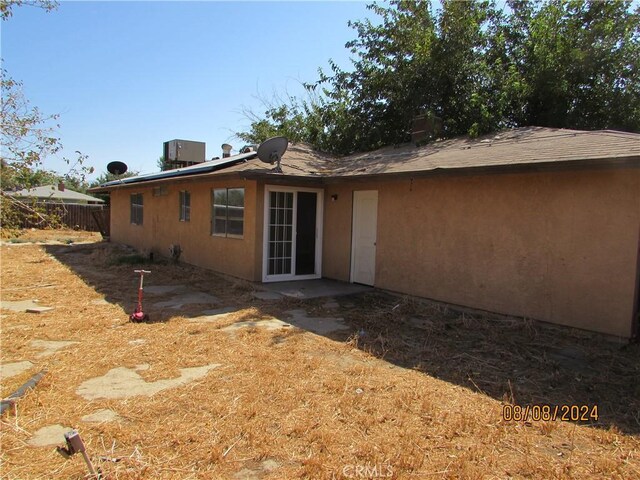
[[322, 168, 640, 338], [109, 178, 260, 281]]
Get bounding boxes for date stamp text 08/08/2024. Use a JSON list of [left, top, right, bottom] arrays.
[[502, 404, 599, 422]]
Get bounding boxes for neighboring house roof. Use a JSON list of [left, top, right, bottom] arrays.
[[6, 185, 105, 203], [90, 127, 640, 192]]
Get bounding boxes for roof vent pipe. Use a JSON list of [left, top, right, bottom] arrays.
[[221, 144, 232, 158]]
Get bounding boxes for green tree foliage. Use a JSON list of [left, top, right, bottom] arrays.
[[0, 0, 57, 20], [1, 69, 93, 193], [157, 155, 172, 171], [240, 0, 640, 155], [1, 1, 94, 230]]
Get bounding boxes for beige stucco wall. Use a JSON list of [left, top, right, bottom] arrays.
[[109, 178, 260, 281], [322, 168, 640, 338]]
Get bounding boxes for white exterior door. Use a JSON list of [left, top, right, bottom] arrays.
[[262, 186, 324, 282], [350, 190, 378, 285]]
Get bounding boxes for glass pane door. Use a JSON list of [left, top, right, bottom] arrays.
[[267, 191, 294, 276]]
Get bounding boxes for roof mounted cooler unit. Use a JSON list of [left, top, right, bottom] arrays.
[[163, 139, 206, 168]]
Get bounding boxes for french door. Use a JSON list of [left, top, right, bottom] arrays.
[[263, 186, 323, 282]]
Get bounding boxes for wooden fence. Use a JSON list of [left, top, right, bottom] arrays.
[[18, 203, 110, 234]]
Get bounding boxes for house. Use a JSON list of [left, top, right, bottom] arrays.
[[6, 183, 105, 205], [90, 127, 640, 339]]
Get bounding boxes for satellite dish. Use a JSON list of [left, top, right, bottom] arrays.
[[107, 161, 128, 175], [257, 136, 288, 173]]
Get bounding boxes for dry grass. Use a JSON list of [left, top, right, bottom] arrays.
[[1, 229, 639, 479]]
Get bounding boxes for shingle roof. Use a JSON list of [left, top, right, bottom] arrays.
[[6, 185, 105, 203], [330, 126, 640, 177], [90, 127, 640, 191]]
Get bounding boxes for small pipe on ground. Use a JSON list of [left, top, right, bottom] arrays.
[[0, 370, 46, 415]]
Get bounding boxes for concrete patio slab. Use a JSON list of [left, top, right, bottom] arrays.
[[76, 364, 221, 400], [153, 292, 219, 309], [28, 424, 70, 447], [1, 361, 33, 379], [285, 309, 350, 335], [252, 291, 283, 301], [30, 340, 77, 358], [258, 279, 371, 299]]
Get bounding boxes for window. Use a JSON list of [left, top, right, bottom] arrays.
[[212, 188, 244, 237], [130, 193, 143, 225], [179, 190, 191, 222]]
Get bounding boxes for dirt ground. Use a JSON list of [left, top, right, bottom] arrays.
[[1, 229, 639, 479]]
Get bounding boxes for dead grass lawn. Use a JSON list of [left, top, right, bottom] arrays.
[[1, 230, 638, 479]]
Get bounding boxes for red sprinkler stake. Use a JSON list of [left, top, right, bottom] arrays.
[[130, 269, 151, 322]]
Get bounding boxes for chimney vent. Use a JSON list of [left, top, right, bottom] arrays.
[[411, 113, 442, 145], [221, 144, 233, 158], [58, 182, 65, 192]]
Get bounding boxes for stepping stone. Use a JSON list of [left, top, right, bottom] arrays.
[[81, 409, 121, 423], [284, 309, 349, 335], [30, 340, 77, 358], [153, 292, 219, 309], [128, 339, 147, 346], [322, 300, 340, 310], [0, 361, 33, 379], [234, 459, 280, 480], [408, 317, 435, 330], [26, 306, 55, 313], [189, 307, 238, 323], [222, 318, 291, 332], [0, 300, 53, 313], [145, 285, 187, 295], [76, 364, 221, 400], [28, 424, 70, 447], [252, 291, 283, 301]]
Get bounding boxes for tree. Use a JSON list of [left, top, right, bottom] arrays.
[[1, 2, 95, 231], [157, 155, 171, 171], [239, 0, 640, 155], [0, 0, 58, 20]]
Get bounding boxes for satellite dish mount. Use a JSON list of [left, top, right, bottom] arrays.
[[257, 136, 288, 173]]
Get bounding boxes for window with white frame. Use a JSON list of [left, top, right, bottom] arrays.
[[179, 190, 191, 222], [212, 188, 244, 237], [130, 193, 143, 225]]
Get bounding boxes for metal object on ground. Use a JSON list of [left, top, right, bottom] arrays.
[[130, 269, 151, 322], [57, 429, 101, 479], [0, 370, 46, 415]]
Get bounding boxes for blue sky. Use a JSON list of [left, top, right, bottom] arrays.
[[2, 1, 374, 180]]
